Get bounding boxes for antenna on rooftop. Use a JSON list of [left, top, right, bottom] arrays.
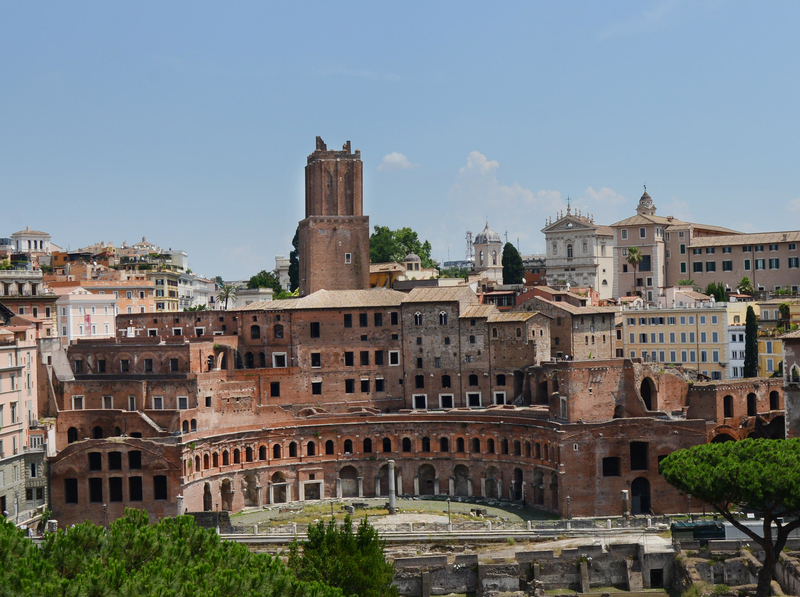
[[465, 231, 474, 262]]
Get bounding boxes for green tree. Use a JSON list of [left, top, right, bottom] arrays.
[[660, 439, 800, 597], [369, 226, 435, 268], [705, 282, 726, 302], [288, 516, 397, 597], [625, 247, 643, 296], [737, 276, 755, 296], [217, 283, 238, 310], [248, 270, 283, 292], [289, 227, 300, 292], [0, 509, 341, 597], [501, 242, 524, 285], [439, 266, 472, 279], [744, 305, 759, 377], [184, 304, 209, 311], [676, 278, 695, 287]]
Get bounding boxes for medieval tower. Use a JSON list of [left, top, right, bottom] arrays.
[[298, 137, 370, 296]]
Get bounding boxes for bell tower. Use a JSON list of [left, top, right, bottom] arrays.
[[298, 137, 370, 296]]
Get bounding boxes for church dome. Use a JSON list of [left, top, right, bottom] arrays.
[[474, 221, 501, 245], [404, 253, 421, 263]]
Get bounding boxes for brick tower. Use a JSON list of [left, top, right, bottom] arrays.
[[298, 137, 370, 296]]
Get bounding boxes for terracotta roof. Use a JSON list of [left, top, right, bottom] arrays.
[[461, 305, 497, 319], [487, 312, 539, 323], [532, 296, 617, 315], [242, 288, 406, 311], [679, 290, 711, 301], [12, 228, 49, 236], [690, 230, 800, 247], [612, 214, 684, 227], [369, 262, 405, 273], [595, 225, 614, 237], [403, 286, 477, 304], [780, 329, 800, 340]]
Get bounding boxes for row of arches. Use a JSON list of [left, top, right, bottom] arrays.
[[186, 435, 560, 475]]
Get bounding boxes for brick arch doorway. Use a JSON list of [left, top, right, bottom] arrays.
[[485, 466, 499, 499], [340, 466, 359, 498], [641, 377, 657, 410], [220, 479, 234, 511], [203, 483, 212, 512], [631, 477, 651, 515], [453, 464, 470, 496], [418, 464, 436, 496]]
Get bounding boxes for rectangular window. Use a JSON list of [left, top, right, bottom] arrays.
[[389, 351, 399, 366], [722, 260, 733, 271], [374, 313, 383, 327], [756, 259, 765, 270], [344, 352, 354, 366], [270, 381, 280, 397], [744, 259, 751, 271], [359, 313, 368, 327], [790, 257, 799, 268], [640, 227, 646, 238], [390, 312, 399, 325], [109, 477, 123, 502], [621, 229, 628, 239], [414, 395, 427, 409], [310, 322, 320, 338], [312, 381, 322, 395], [693, 262, 703, 273], [375, 378, 385, 392], [311, 352, 321, 368], [89, 478, 103, 503], [153, 396, 163, 409], [65, 479, 79, 503], [693, 248, 702, 255], [467, 393, 481, 407], [360, 351, 369, 366], [360, 379, 370, 393], [343, 314, 352, 328], [706, 261, 716, 272], [345, 379, 355, 393], [630, 441, 649, 471], [103, 395, 113, 409], [153, 475, 168, 500], [144, 358, 153, 372], [344, 253, 352, 264], [121, 359, 130, 373], [178, 396, 188, 409], [108, 452, 122, 470], [374, 350, 384, 366], [769, 258, 779, 269], [129, 477, 143, 501], [602, 457, 621, 477], [272, 353, 287, 368]]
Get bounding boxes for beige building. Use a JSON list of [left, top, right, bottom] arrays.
[[622, 302, 730, 380]]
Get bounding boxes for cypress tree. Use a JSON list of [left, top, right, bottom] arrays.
[[744, 305, 759, 377], [501, 242, 524, 285]]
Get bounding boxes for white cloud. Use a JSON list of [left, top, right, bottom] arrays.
[[582, 186, 627, 206], [788, 197, 800, 212], [598, 0, 677, 40], [377, 152, 417, 172]]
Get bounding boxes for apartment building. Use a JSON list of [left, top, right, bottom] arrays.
[[0, 303, 45, 520], [54, 288, 117, 345], [622, 302, 730, 380], [0, 269, 57, 338]]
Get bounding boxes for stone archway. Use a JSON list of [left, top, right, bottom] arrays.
[[631, 477, 651, 515], [532, 470, 545, 505], [271, 472, 287, 504], [220, 479, 234, 511], [340, 465, 359, 498], [418, 464, 436, 496], [454, 464, 470, 497], [243, 474, 259, 507], [640, 377, 657, 410], [203, 483, 212, 512], [549, 472, 559, 510], [484, 466, 499, 499], [513, 468, 523, 500]]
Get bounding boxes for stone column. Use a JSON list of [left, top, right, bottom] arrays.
[[396, 472, 403, 497], [268, 484, 274, 504], [467, 477, 474, 497], [497, 480, 503, 499], [286, 485, 292, 502], [256, 485, 263, 506], [375, 476, 381, 497], [414, 475, 420, 496], [388, 460, 397, 514], [336, 478, 342, 499], [433, 477, 440, 496], [480, 477, 486, 497], [357, 477, 363, 498], [176, 495, 184, 515], [299, 482, 305, 502], [449, 477, 455, 496]]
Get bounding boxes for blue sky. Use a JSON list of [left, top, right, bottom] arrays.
[[2, 2, 799, 280]]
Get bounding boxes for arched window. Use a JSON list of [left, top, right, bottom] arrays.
[[442, 374, 451, 388], [326, 440, 335, 455], [535, 443, 541, 458], [414, 312, 422, 326], [402, 437, 412, 452], [439, 437, 449, 452], [307, 441, 316, 456], [203, 454, 209, 469], [246, 446, 253, 462], [222, 451, 229, 466], [273, 444, 281, 459], [344, 439, 353, 453], [274, 324, 284, 339], [191, 419, 197, 432], [182, 421, 189, 434], [244, 352, 254, 368], [363, 438, 372, 453], [471, 438, 481, 453], [487, 438, 495, 453], [415, 374, 425, 389], [567, 244, 573, 258], [383, 437, 392, 452], [250, 325, 260, 339], [259, 446, 267, 460], [516, 327, 521, 338], [68, 427, 78, 443], [480, 250, 484, 265], [93, 426, 103, 439], [289, 442, 297, 457], [770, 391, 780, 410], [233, 449, 240, 464], [439, 311, 448, 325], [212, 452, 219, 467], [492, 327, 498, 338], [421, 437, 431, 452], [514, 440, 521, 456], [544, 444, 549, 460], [502, 439, 509, 454], [492, 250, 497, 265], [259, 352, 266, 368]]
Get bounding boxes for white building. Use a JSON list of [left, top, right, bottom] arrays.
[[728, 324, 745, 379], [275, 255, 291, 291], [542, 203, 614, 299], [54, 288, 117, 344], [10, 226, 51, 255]]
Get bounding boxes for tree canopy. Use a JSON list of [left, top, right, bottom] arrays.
[[744, 305, 758, 377], [369, 226, 435, 268], [217, 283, 237, 309], [660, 439, 800, 597], [0, 508, 341, 597], [501, 242, 524, 284], [248, 270, 283, 292], [705, 282, 726, 302], [737, 276, 755, 296], [625, 247, 642, 295], [289, 227, 299, 292], [288, 516, 397, 597], [439, 266, 472, 279]]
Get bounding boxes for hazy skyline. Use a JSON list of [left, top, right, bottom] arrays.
[[2, 2, 799, 280]]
